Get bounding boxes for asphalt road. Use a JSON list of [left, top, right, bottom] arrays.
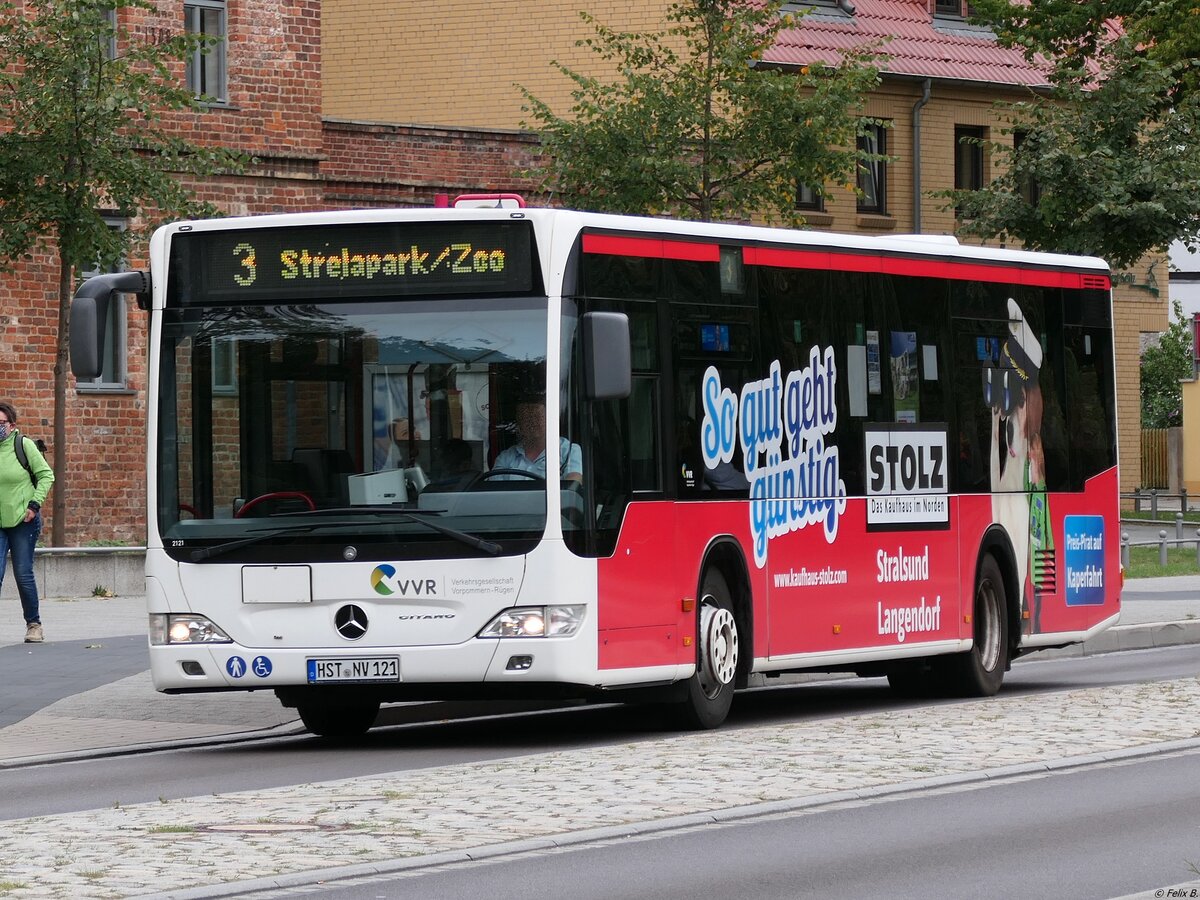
[[1, 643, 1198, 822], [294, 747, 1200, 900], [0, 633, 147, 728]]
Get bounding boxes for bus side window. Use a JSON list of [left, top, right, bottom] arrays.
[[676, 367, 750, 496]]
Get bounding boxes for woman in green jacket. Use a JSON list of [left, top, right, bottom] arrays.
[[0, 402, 54, 643]]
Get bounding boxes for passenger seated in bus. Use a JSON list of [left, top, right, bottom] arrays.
[[678, 415, 748, 492], [491, 392, 582, 483]]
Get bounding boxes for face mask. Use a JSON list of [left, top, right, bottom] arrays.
[[0, 424, 9, 441]]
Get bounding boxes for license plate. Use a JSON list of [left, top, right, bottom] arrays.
[[306, 657, 400, 683]]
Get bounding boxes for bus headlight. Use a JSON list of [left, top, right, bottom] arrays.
[[479, 605, 585, 639], [150, 613, 233, 645]]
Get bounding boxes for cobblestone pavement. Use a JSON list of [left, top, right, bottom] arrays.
[[0, 580, 1196, 897]]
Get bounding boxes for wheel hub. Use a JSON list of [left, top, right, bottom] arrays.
[[699, 603, 738, 691]]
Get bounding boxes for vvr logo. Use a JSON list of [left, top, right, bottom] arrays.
[[370, 565, 440, 598]]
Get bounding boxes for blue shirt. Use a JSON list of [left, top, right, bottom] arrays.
[[492, 437, 582, 480]]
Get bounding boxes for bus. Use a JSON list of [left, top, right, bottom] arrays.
[[70, 196, 1120, 736]]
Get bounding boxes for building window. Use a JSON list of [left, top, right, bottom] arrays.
[[857, 123, 887, 214], [102, 7, 116, 60], [955, 126, 986, 193], [77, 221, 128, 392], [212, 337, 238, 395], [796, 182, 824, 212], [185, 0, 227, 101], [934, 0, 974, 17]]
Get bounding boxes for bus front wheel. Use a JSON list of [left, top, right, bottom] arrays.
[[947, 554, 1009, 696], [296, 700, 380, 738], [677, 569, 739, 730]]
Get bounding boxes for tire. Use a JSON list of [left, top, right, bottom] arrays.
[[946, 554, 1009, 696], [297, 700, 380, 737], [676, 568, 739, 730]]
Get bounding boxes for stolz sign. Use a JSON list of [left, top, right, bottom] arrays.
[[865, 424, 949, 530]]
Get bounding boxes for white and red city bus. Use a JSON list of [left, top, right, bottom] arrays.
[[71, 197, 1120, 735]]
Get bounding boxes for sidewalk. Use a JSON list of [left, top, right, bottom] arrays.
[[0, 594, 299, 762]]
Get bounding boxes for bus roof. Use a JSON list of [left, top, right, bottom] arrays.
[[152, 205, 1111, 276]]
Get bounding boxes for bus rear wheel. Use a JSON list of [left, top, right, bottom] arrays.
[[297, 699, 381, 737], [676, 569, 739, 730], [946, 554, 1009, 696]]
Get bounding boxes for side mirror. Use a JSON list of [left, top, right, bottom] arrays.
[[581, 312, 631, 401], [70, 271, 151, 379], [69, 294, 107, 380]]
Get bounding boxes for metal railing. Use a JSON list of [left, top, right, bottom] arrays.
[[33, 545, 146, 556], [1121, 488, 1192, 520], [1121, 515, 1200, 569]]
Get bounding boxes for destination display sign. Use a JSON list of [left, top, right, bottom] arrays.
[[165, 220, 539, 305]]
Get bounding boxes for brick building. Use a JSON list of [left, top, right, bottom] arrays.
[[1, 0, 1163, 544], [1, 0, 541, 545]]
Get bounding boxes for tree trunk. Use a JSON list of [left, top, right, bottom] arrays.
[[51, 248, 71, 547]]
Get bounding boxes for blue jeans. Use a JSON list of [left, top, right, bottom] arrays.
[[0, 513, 41, 625]]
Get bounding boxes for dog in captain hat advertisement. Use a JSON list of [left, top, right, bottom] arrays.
[[983, 298, 1052, 633]]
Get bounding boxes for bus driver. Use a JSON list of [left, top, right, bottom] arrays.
[[492, 392, 582, 483]]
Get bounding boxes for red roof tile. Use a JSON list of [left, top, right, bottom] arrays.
[[766, 0, 1052, 87]]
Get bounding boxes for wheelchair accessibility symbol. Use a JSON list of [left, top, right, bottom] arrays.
[[252, 656, 273, 677], [226, 656, 247, 678]]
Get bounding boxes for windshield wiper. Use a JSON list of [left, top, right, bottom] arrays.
[[190, 523, 328, 562], [313, 507, 503, 555], [189, 508, 501, 560]]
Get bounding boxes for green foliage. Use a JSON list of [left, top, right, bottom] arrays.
[[0, 0, 247, 272], [968, 0, 1200, 94], [945, 45, 1200, 270], [1140, 300, 1195, 428], [1124, 544, 1200, 579], [941, 3, 1200, 270], [520, 0, 882, 224]]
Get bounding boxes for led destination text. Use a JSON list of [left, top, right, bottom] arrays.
[[231, 241, 508, 288], [279, 244, 506, 281], [165, 221, 537, 305]]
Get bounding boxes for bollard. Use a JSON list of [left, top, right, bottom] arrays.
[[1121, 532, 1130, 569], [1159, 530, 1168, 566], [1177, 512, 1185, 540], [1184, 488, 1190, 514], [1196, 529, 1200, 569], [1151, 488, 1159, 520]]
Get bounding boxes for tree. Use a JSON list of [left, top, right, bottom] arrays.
[[520, 0, 882, 224], [967, 0, 1200, 94], [1141, 301, 1194, 428], [943, 1, 1200, 271], [0, 0, 246, 545]]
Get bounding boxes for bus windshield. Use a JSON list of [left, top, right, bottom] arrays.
[[155, 295, 564, 562]]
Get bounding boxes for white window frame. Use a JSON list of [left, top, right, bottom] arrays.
[[857, 123, 888, 215], [211, 336, 238, 395], [185, 0, 228, 102]]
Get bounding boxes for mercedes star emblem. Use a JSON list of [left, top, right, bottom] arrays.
[[335, 604, 368, 640]]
